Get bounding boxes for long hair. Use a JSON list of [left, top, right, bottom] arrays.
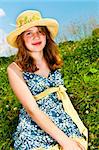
[[15, 26, 63, 72]]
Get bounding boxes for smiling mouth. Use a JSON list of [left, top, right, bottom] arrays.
[[32, 42, 42, 45]]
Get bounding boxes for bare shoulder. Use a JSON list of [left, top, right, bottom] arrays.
[[7, 61, 22, 71], [7, 62, 15, 70], [7, 62, 23, 79]]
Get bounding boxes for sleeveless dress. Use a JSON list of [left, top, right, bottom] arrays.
[[13, 69, 84, 150]]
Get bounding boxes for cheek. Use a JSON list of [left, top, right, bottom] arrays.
[[24, 37, 30, 43], [24, 38, 31, 47]]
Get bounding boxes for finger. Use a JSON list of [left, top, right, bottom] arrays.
[[77, 142, 86, 150]]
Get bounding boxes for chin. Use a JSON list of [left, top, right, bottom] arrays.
[[29, 48, 43, 52]]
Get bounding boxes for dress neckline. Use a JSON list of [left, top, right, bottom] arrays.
[[23, 70, 53, 79], [13, 61, 53, 79]]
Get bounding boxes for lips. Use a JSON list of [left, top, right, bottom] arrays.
[[32, 41, 41, 45]]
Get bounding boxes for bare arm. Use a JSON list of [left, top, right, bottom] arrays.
[[7, 63, 69, 147]]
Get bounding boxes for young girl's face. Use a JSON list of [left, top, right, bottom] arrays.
[[23, 26, 46, 52]]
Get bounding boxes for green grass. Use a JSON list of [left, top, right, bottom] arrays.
[[59, 35, 99, 150]]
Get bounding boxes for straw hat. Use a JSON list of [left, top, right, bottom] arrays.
[[7, 10, 59, 48]]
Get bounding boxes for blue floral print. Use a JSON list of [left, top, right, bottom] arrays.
[[13, 69, 83, 150]]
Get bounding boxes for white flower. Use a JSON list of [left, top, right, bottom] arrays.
[[85, 110, 89, 114]]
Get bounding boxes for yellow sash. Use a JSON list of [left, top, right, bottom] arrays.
[[34, 85, 88, 149]]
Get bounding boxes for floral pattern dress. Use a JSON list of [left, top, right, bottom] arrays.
[[13, 69, 84, 150]]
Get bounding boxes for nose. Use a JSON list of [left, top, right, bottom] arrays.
[[32, 32, 40, 39]]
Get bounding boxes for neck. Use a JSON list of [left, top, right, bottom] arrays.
[[30, 51, 45, 66]]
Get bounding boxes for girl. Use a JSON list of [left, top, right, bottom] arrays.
[[7, 10, 88, 150]]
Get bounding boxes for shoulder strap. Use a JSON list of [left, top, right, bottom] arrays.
[[13, 62, 22, 71]]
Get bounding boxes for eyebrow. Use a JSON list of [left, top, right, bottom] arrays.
[[25, 30, 34, 32]]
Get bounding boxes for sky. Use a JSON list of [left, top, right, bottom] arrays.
[[0, 0, 99, 41]]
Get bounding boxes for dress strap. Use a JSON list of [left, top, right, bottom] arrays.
[[13, 62, 22, 71]]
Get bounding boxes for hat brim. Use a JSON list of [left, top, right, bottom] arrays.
[[7, 18, 59, 48]]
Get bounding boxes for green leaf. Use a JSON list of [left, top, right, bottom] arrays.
[[89, 68, 98, 73], [83, 74, 90, 82]]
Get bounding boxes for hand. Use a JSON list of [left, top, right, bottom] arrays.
[[62, 138, 85, 150]]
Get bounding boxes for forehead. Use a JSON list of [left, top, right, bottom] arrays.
[[25, 26, 40, 32]]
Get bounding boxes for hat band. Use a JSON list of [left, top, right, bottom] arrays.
[[17, 15, 41, 27]]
